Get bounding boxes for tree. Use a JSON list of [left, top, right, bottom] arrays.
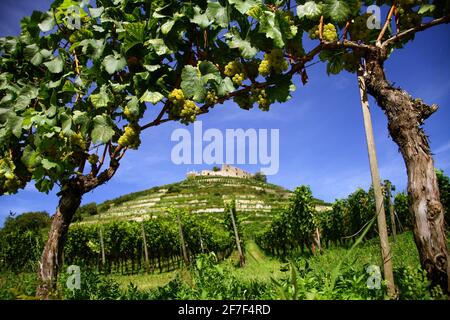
[[212, 166, 220, 172], [253, 171, 267, 183], [0, 1, 300, 298], [292, 0, 450, 293], [0, 211, 50, 271]]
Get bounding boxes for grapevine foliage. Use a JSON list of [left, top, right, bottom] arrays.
[[0, 0, 448, 201]]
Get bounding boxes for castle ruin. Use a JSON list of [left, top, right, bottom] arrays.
[[187, 164, 253, 179]]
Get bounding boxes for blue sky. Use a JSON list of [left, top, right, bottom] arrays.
[[0, 1, 449, 224]]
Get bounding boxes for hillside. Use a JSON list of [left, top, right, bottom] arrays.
[[80, 175, 330, 235]]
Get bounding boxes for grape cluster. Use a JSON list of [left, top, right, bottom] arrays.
[[309, 25, 320, 40], [224, 60, 246, 86], [71, 132, 87, 150], [168, 88, 185, 103], [205, 90, 218, 105], [253, 88, 270, 111], [258, 49, 288, 77], [309, 23, 338, 42], [282, 11, 295, 27], [0, 156, 23, 194], [118, 123, 141, 149], [168, 88, 200, 124], [180, 100, 200, 124], [323, 23, 338, 42]]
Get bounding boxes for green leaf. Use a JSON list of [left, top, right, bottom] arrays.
[[41, 158, 58, 170], [89, 6, 104, 18], [324, 0, 353, 23], [38, 13, 55, 32], [91, 115, 115, 144], [14, 96, 32, 112], [79, 39, 105, 60], [21, 145, 41, 169], [24, 44, 39, 60], [44, 56, 64, 73], [0, 157, 15, 179], [266, 75, 293, 103], [146, 39, 171, 56], [125, 96, 140, 116], [143, 65, 161, 72], [180, 65, 206, 102], [258, 10, 284, 48], [90, 85, 111, 109], [418, 4, 435, 15], [215, 77, 235, 97], [161, 20, 176, 35], [297, 1, 322, 20], [225, 29, 257, 59], [229, 0, 260, 14], [73, 110, 89, 134], [124, 21, 146, 53], [59, 112, 73, 135], [140, 90, 164, 104], [198, 61, 221, 82], [206, 1, 228, 28], [190, 6, 212, 29], [102, 53, 126, 74], [6, 113, 23, 138]]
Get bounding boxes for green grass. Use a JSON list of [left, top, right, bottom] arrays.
[[307, 232, 421, 275], [106, 270, 179, 291]]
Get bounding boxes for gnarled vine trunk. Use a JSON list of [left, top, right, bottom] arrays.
[[363, 50, 450, 293], [36, 186, 82, 299]]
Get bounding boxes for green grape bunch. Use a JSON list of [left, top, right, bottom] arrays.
[[167, 88, 200, 124], [323, 23, 338, 42], [252, 88, 270, 111], [0, 156, 25, 194], [205, 90, 219, 105], [258, 49, 289, 76], [179, 100, 200, 124], [118, 123, 141, 149], [224, 60, 247, 86]]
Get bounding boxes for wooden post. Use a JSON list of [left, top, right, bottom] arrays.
[[357, 64, 396, 298], [177, 215, 189, 266], [98, 211, 106, 272], [99, 227, 106, 269], [141, 221, 150, 273], [386, 181, 397, 242], [229, 206, 245, 267]]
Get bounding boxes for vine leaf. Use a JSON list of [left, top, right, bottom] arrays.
[[91, 115, 115, 144]]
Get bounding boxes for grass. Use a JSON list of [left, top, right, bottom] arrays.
[[307, 231, 421, 275]]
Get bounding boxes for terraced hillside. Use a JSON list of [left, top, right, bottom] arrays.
[[81, 176, 330, 235]]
